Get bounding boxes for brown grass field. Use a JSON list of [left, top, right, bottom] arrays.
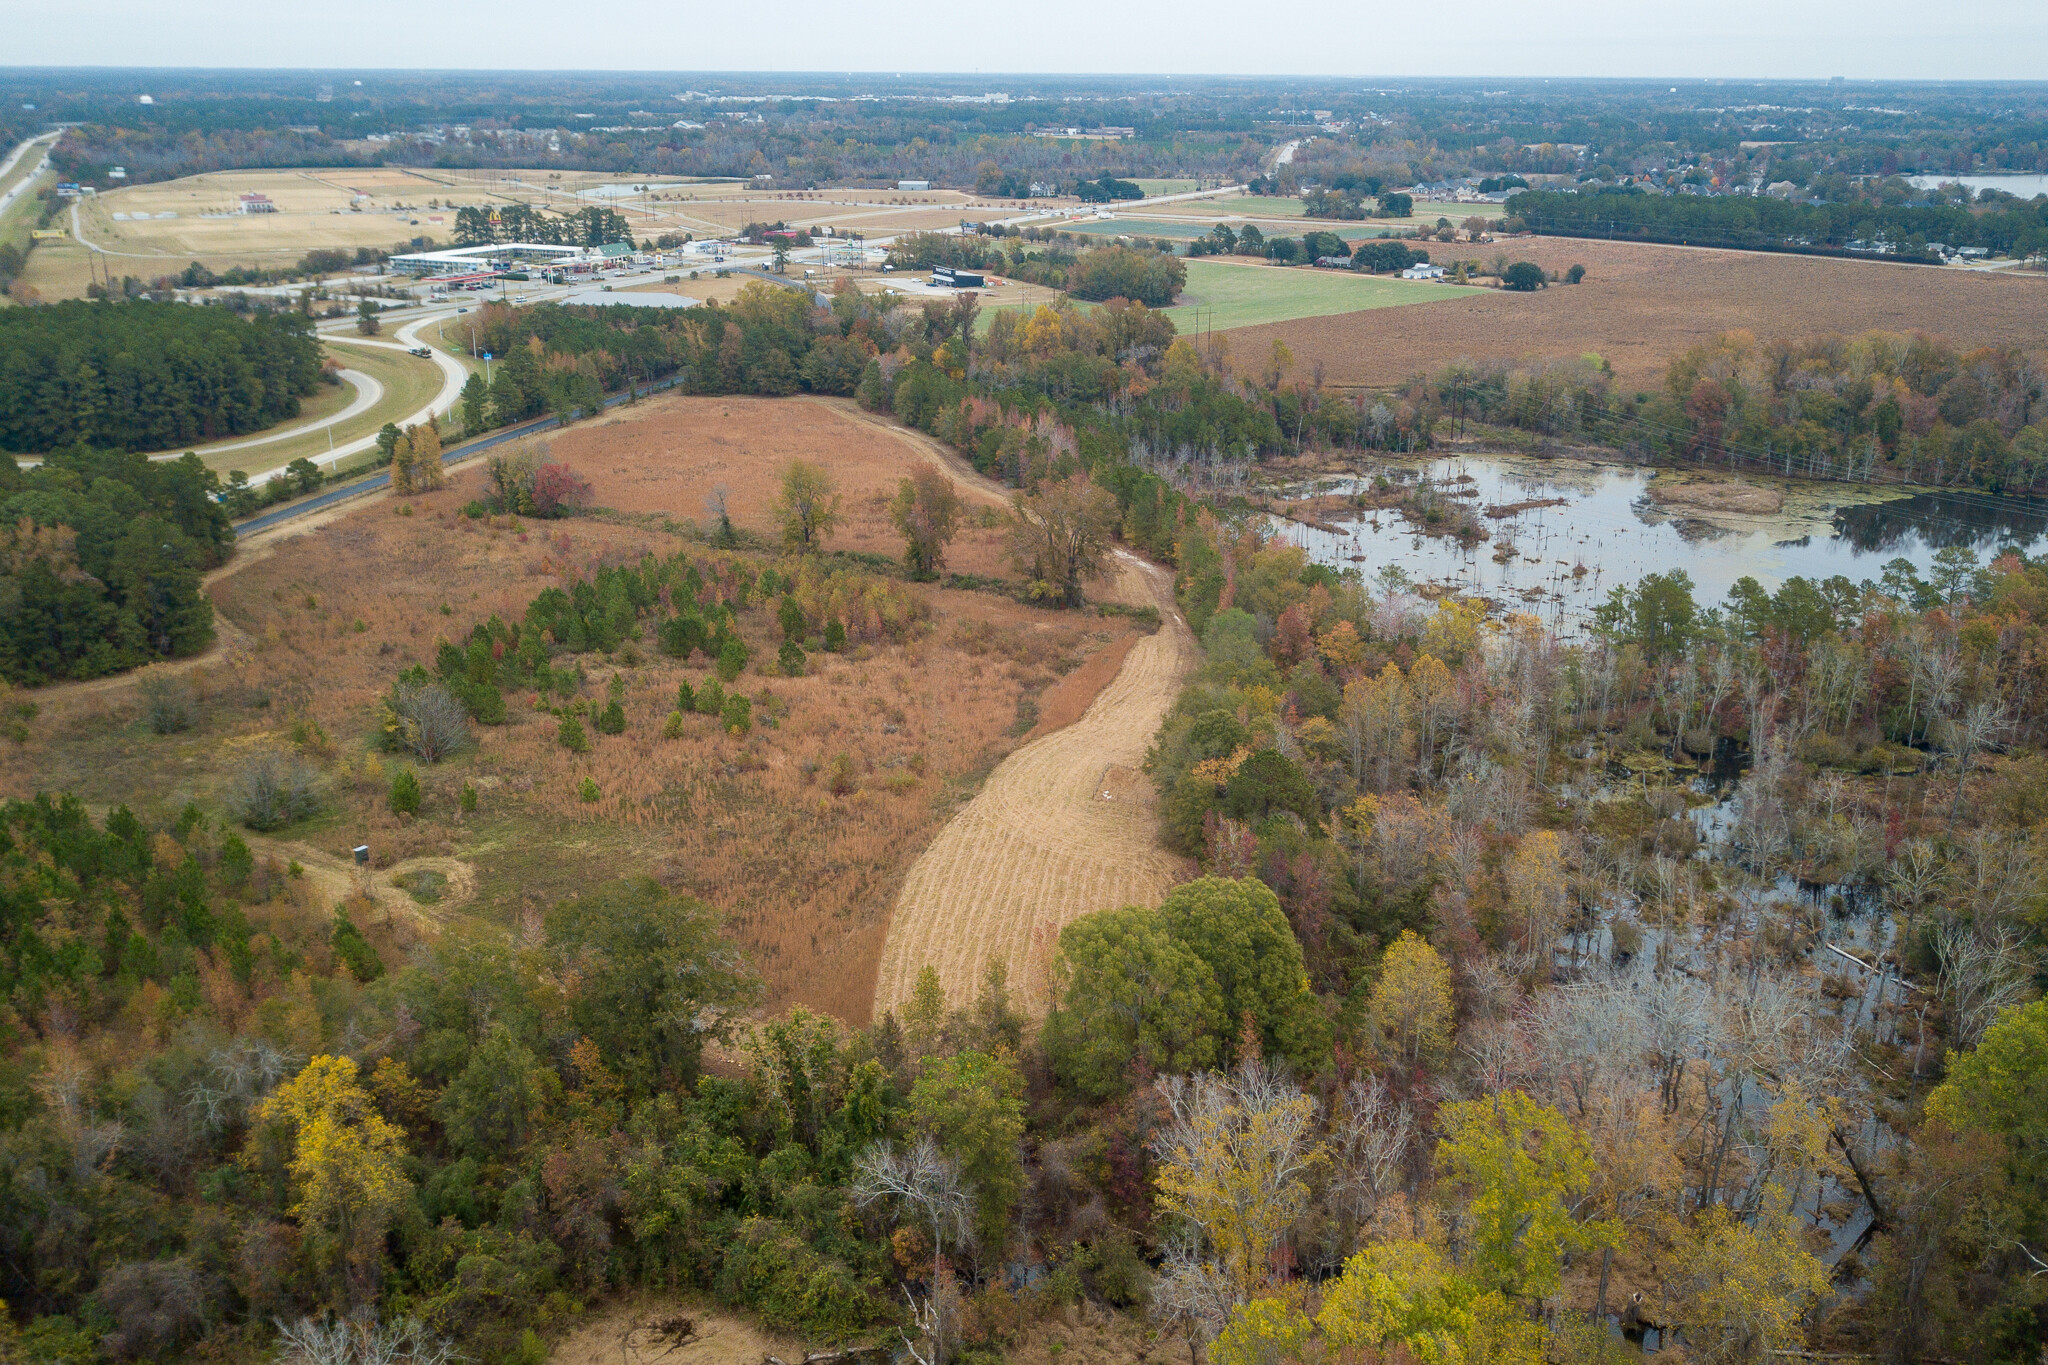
[[0, 394, 1154, 1023], [1225, 236, 2048, 390], [871, 551, 1197, 1021]]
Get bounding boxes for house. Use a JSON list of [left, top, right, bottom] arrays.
[[1313, 256, 1352, 269], [1402, 263, 1446, 280]]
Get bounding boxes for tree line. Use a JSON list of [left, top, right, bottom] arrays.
[[1427, 329, 2048, 494], [1512, 186, 2048, 258]]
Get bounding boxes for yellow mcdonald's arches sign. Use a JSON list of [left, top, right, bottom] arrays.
[[488, 208, 501, 225]]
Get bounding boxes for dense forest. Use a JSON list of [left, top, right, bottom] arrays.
[[0, 301, 324, 455], [0, 446, 225, 683]]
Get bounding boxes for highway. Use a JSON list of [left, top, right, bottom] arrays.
[[0, 132, 57, 221], [233, 370, 689, 538]]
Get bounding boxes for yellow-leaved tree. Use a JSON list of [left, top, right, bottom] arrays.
[[406, 421, 446, 490], [246, 1054, 411, 1303], [1507, 830, 1569, 950], [1668, 1205, 1832, 1365], [1152, 1061, 1325, 1298], [1368, 930, 1455, 1069], [1434, 1089, 1617, 1303]]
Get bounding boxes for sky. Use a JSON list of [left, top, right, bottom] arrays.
[[4, 0, 2046, 80]]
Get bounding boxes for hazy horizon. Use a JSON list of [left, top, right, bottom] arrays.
[[5, 0, 2045, 82]]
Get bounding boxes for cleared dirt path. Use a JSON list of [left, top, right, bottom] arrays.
[[871, 549, 1196, 1017]]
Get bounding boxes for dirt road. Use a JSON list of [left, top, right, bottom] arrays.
[[871, 548, 1196, 1017]]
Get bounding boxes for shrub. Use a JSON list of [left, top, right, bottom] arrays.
[[459, 781, 478, 813], [227, 750, 321, 831], [695, 677, 726, 716], [722, 694, 752, 736], [778, 594, 806, 640], [530, 462, 594, 518], [136, 669, 196, 734], [676, 679, 696, 712], [778, 640, 807, 677], [578, 776, 600, 803], [826, 752, 858, 796], [389, 768, 421, 815], [662, 709, 686, 738], [717, 635, 749, 681], [823, 618, 847, 653], [557, 714, 589, 753], [381, 676, 474, 762], [332, 910, 384, 981]]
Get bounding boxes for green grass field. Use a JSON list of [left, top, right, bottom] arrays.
[[1131, 179, 1197, 197], [193, 341, 446, 478], [1160, 259, 1476, 332]]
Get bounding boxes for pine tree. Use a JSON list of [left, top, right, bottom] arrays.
[[388, 767, 421, 815], [557, 714, 589, 753]]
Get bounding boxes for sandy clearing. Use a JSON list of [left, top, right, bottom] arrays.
[[871, 549, 1196, 1018], [547, 1297, 807, 1365]]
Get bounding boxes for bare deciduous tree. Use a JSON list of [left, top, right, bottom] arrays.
[[273, 1312, 459, 1365]]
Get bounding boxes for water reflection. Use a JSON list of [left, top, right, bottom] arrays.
[[1831, 487, 2048, 554], [1271, 456, 2048, 636]]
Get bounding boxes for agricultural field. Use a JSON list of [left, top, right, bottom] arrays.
[[1227, 234, 2048, 389], [1160, 257, 1476, 332], [0, 393, 1145, 1024]]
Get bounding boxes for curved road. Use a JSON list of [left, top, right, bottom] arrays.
[[141, 367, 383, 461], [273, 312, 471, 482]]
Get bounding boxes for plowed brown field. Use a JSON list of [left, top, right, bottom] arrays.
[[871, 550, 1197, 1018], [1233, 237, 2048, 390]]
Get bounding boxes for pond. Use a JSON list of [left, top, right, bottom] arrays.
[[1268, 454, 2048, 639]]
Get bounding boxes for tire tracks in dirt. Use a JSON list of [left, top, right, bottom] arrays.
[[828, 400, 1199, 1017], [869, 546, 1197, 1018]]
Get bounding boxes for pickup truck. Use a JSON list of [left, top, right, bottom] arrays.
[[409, 346, 433, 359]]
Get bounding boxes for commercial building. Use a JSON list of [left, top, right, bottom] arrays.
[[238, 193, 276, 214], [387, 242, 589, 276], [931, 266, 984, 288], [897, 180, 931, 191]]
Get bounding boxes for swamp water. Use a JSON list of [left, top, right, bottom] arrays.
[[1270, 455, 2048, 638]]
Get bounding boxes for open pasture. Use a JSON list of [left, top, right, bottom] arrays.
[[1226, 235, 2048, 390], [1161, 257, 1476, 332]]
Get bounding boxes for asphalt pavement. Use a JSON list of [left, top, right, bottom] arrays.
[[233, 372, 688, 539]]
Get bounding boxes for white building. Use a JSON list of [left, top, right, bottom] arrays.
[[897, 180, 931, 191], [387, 242, 589, 276], [1402, 262, 1445, 280]]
